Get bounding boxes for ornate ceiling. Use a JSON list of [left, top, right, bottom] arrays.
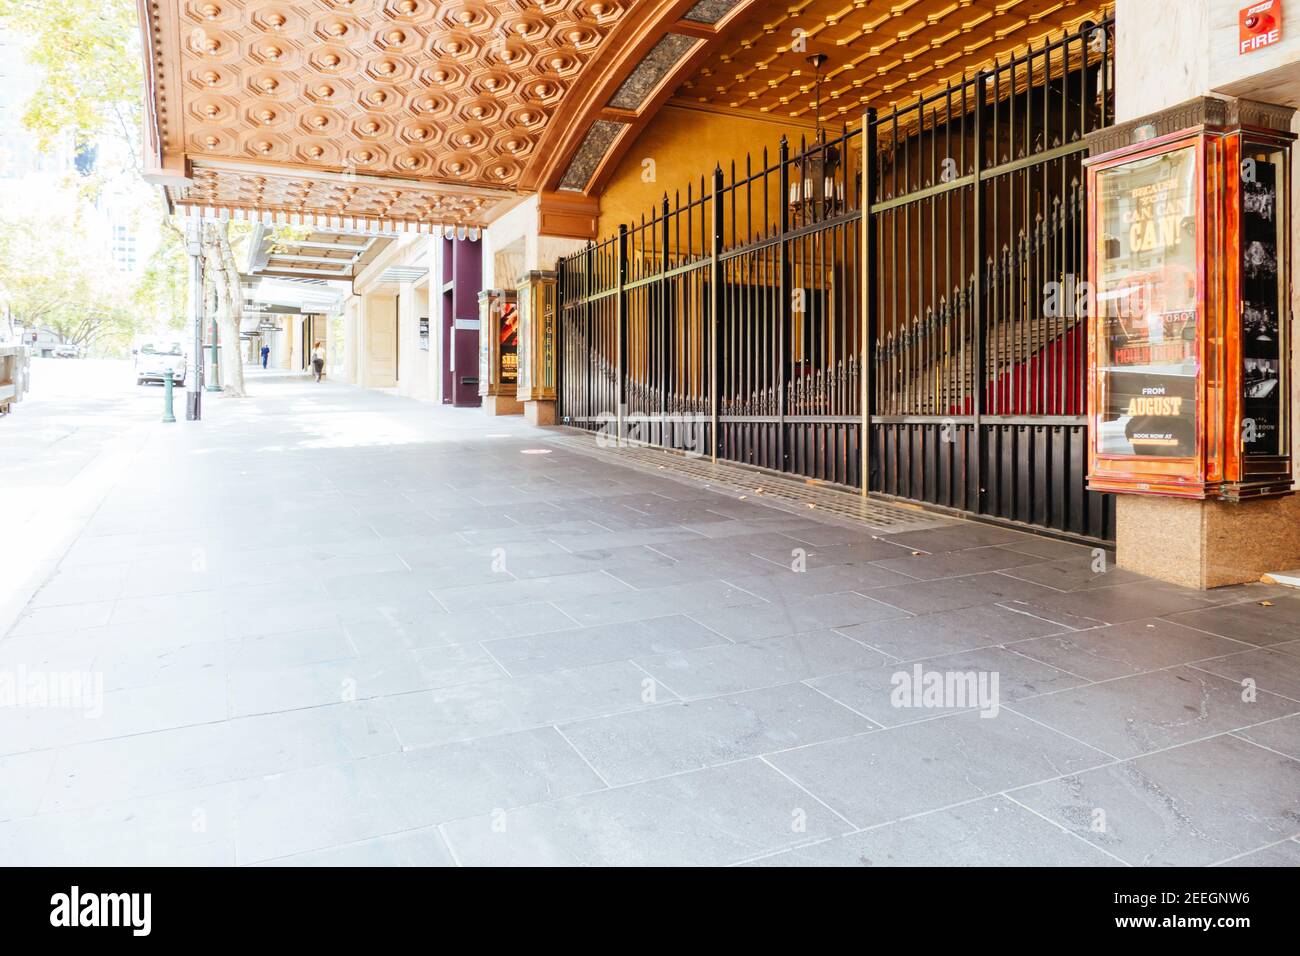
[[141, 0, 632, 227], [676, 0, 1108, 121], [161, 0, 629, 187], [138, 0, 1107, 232]]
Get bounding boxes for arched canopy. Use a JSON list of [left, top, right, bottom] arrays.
[[138, 0, 1107, 234]]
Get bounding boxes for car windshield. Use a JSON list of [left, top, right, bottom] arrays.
[[141, 344, 183, 355]]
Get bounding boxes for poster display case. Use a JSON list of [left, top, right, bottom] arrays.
[[516, 270, 558, 405], [1085, 97, 1294, 500], [477, 289, 518, 401]]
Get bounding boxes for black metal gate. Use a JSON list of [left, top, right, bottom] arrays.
[[557, 15, 1116, 543]]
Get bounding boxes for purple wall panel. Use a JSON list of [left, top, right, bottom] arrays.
[[442, 237, 482, 407]]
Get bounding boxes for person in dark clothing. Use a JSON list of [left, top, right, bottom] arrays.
[[260, 344, 270, 369]]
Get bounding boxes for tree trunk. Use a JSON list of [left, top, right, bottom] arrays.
[[201, 222, 246, 397]]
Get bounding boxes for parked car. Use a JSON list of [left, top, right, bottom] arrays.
[[52, 343, 80, 358], [134, 339, 187, 386]]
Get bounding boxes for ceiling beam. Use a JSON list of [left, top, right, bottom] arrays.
[[268, 240, 372, 252], [265, 254, 358, 265], [256, 266, 357, 278]]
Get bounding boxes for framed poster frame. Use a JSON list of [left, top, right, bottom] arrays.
[[1085, 99, 1294, 501]]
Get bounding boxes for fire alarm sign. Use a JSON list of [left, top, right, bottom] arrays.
[[1240, 0, 1283, 54]]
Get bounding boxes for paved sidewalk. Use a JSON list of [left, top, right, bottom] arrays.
[[2, 367, 1299, 866]]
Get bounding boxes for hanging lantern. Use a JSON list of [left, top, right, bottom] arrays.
[[788, 53, 843, 225]]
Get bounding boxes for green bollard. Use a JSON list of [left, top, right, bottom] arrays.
[[162, 367, 177, 423]]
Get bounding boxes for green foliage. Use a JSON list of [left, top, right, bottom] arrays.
[[0, 0, 182, 353], [0, 0, 142, 156], [134, 222, 188, 331], [267, 224, 315, 255], [0, 209, 136, 354]]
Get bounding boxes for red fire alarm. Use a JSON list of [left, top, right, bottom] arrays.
[[1240, 0, 1283, 54]]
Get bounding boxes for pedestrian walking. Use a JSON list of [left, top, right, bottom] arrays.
[[311, 341, 325, 382], [260, 344, 270, 369]]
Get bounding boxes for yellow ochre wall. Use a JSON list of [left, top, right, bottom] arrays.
[[596, 104, 820, 238]]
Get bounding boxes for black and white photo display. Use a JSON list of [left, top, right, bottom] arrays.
[[1241, 160, 1282, 455]]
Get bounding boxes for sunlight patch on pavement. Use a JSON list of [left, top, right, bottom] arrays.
[[287, 412, 432, 449], [0, 422, 151, 636]]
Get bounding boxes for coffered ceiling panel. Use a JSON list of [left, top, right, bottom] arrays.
[[140, 0, 657, 227], [675, 0, 1108, 122], [158, 0, 626, 187]]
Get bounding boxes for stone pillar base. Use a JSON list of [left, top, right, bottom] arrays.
[[523, 399, 556, 426], [1117, 493, 1300, 590], [482, 393, 523, 416]]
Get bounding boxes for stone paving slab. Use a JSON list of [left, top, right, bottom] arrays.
[[543, 430, 954, 535], [1, 364, 1297, 866], [1010, 735, 1300, 866], [750, 795, 1124, 867]]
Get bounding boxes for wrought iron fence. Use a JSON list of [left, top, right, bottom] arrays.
[[558, 14, 1116, 542]]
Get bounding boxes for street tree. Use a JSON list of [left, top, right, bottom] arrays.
[[0, 0, 139, 158], [0, 0, 244, 377], [201, 220, 248, 396], [0, 209, 136, 353]]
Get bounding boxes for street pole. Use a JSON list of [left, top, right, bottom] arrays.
[[185, 220, 204, 421]]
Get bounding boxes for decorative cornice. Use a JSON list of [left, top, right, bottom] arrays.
[[1086, 96, 1297, 157], [1231, 98, 1297, 134]]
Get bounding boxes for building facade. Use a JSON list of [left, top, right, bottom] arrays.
[[137, 0, 1300, 587]]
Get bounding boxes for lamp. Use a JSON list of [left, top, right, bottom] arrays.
[[789, 52, 842, 223]]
